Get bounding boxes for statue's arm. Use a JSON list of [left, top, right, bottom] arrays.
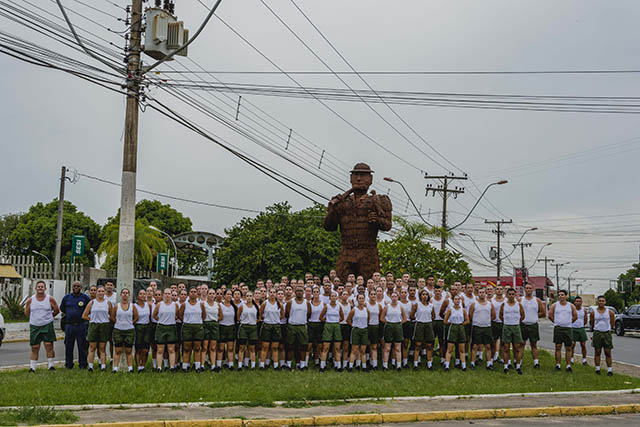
[[323, 199, 340, 231], [377, 195, 392, 231]]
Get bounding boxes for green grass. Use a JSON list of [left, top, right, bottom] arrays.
[[0, 352, 638, 407], [0, 407, 78, 426]]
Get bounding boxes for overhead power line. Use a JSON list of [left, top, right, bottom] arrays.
[[151, 69, 640, 76]]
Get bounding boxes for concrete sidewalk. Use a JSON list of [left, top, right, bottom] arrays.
[[71, 391, 640, 425]]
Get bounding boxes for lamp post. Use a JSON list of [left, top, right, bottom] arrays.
[[32, 250, 51, 265], [149, 226, 178, 277]]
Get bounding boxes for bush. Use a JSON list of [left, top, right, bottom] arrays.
[[1, 293, 27, 321]]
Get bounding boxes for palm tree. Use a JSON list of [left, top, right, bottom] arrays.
[[99, 220, 167, 270], [393, 216, 446, 242]]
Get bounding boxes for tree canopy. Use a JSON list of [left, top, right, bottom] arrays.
[[99, 219, 167, 270], [212, 202, 340, 285], [7, 200, 101, 266], [617, 262, 640, 305]]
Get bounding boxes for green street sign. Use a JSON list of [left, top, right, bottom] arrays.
[[157, 253, 168, 272], [71, 235, 85, 257]]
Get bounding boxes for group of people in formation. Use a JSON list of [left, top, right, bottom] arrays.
[[26, 270, 616, 376]]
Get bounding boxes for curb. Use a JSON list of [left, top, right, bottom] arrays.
[[37, 404, 640, 427], [3, 388, 639, 411]]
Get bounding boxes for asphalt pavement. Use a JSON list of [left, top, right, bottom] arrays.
[[0, 340, 71, 368], [355, 414, 640, 427]]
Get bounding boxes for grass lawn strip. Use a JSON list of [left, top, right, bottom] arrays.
[[0, 352, 638, 407], [0, 407, 77, 426]]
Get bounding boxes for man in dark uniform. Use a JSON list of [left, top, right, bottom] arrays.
[[323, 163, 392, 282], [60, 281, 90, 369]]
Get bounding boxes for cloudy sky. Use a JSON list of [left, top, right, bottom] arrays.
[[2, 0, 639, 294]]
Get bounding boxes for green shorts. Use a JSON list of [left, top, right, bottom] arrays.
[[384, 322, 403, 343], [572, 327, 588, 343], [155, 324, 178, 345], [219, 324, 236, 342], [472, 326, 493, 345], [520, 323, 540, 342], [350, 327, 369, 346], [203, 320, 219, 341], [29, 322, 56, 346], [592, 330, 613, 349], [260, 323, 281, 342], [134, 324, 152, 350], [87, 322, 111, 343], [286, 324, 309, 346], [280, 324, 288, 343], [237, 324, 258, 344], [307, 322, 324, 343], [433, 320, 445, 342], [368, 324, 381, 344], [447, 323, 466, 344], [491, 321, 503, 341], [464, 323, 472, 342], [413, 322, 435, 343], [501, 324, 523, 344], [182, 323, 204, 342], [340, 324, 351, 342], [402, 322, 413, 340], [553, 326, 573, 347], [112, 328, 135, 347], [322, 322, 342, 342]]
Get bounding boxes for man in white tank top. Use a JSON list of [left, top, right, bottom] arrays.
[[571, 296, 588, 366], [590, 295, 615, 376], [548, 290, 578, 372], [25, 280, 60, 371], [520, 283, 546, 368], [499, 287, 525, 374], [284, 286, 312, 370]]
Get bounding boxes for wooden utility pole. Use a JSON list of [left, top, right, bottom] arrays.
[[425, 173, 467, 250], [485, 219, 512, 286], [53, 166, 66, 280], [116, 0, 143, 296], [537, 256, 555, 300]]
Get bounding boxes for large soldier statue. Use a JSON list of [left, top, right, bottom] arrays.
[[323, 163, 392, 281]]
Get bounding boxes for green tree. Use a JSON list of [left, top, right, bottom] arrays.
[[212, 202, 340, 285], [0, 213, 24, 255], [103, 200, 208, 274], [379, 217, 472, 285], [603, 289, 624, 312], [99, 219, 167, 270], [8, 200, 100, 266], [617, 263, 639, 302]]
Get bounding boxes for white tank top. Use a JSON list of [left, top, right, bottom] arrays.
[[309, 301, 323, 322], [462, 294, 476, 314], [400, 301, 414, 321], [135, 302, 150, 325], [89, 299, 110, 324], [339, 301, 351, 324], [366, 301, 380, 325], [150, 303, 158, 323], [491, 297, 504, 323], [593, 308, 611, 332], [448, 306, 465, 324], [432, 296, 446, 321], [325, 303, 341, 323], [415, 301, 433, 323], [220, 303, 236, 326], [503, 301, 521, 326], [29, 295, 54, 326], [105, 293, 117, 306], [385, 303, 402, 323], [240, 304, 257, 325], [157, 301, 177, 325], [114, 303, 134, 330], [351, 306, 368, 329], [521, 297, 540, 325], [262, 300, 281, 325], [471, 300, 492, 327], [572, 307, 586, 328], [204, 301, 220, 322], [554, 302, 573, 327], [183, 300, 203, 324], [289, 300, 308, 325]]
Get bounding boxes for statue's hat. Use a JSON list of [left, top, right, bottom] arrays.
[[350, 163, 374, 174]]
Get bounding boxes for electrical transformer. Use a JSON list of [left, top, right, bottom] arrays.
[[143, 7, 189, 60]]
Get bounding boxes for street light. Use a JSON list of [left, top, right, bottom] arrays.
[[32, 250, 51, 265], [149, 226, 178, 277], [383, 177, 434, 227], [458, 232, 494, 264], [448, 180, 508, 231]]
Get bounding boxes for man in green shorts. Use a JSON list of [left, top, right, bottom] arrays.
[[590, 295, 615, 376], [285, 286, 311, 370], [571, 296, 588, 366], [548, 290, 578, 372], [25, 281, 60, 372], [500, 288, 525, 374]]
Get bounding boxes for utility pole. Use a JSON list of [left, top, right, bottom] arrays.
[[425, 173, 467, 249], [513, 242, 532, 283], [53, 166, 67, 280], [485, 219, 512, 286], [537, 256, 555, 300], [116, 0, 143, 296], [551, 261, 570, 296]]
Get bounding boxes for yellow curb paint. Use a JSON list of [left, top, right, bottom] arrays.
[[289, 417, 315, 426], [348, 413, 383, 424], [381, 412, 418, 423], [312, 415, 343, 425], [243, 418, 293, 427]]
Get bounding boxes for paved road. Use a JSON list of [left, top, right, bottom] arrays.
[[538, 320, 640, 366], [0, 340, 73, 368], [356, 414, 640, 427]]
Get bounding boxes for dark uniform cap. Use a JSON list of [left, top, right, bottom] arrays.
[[350, 163, 374, 174]]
